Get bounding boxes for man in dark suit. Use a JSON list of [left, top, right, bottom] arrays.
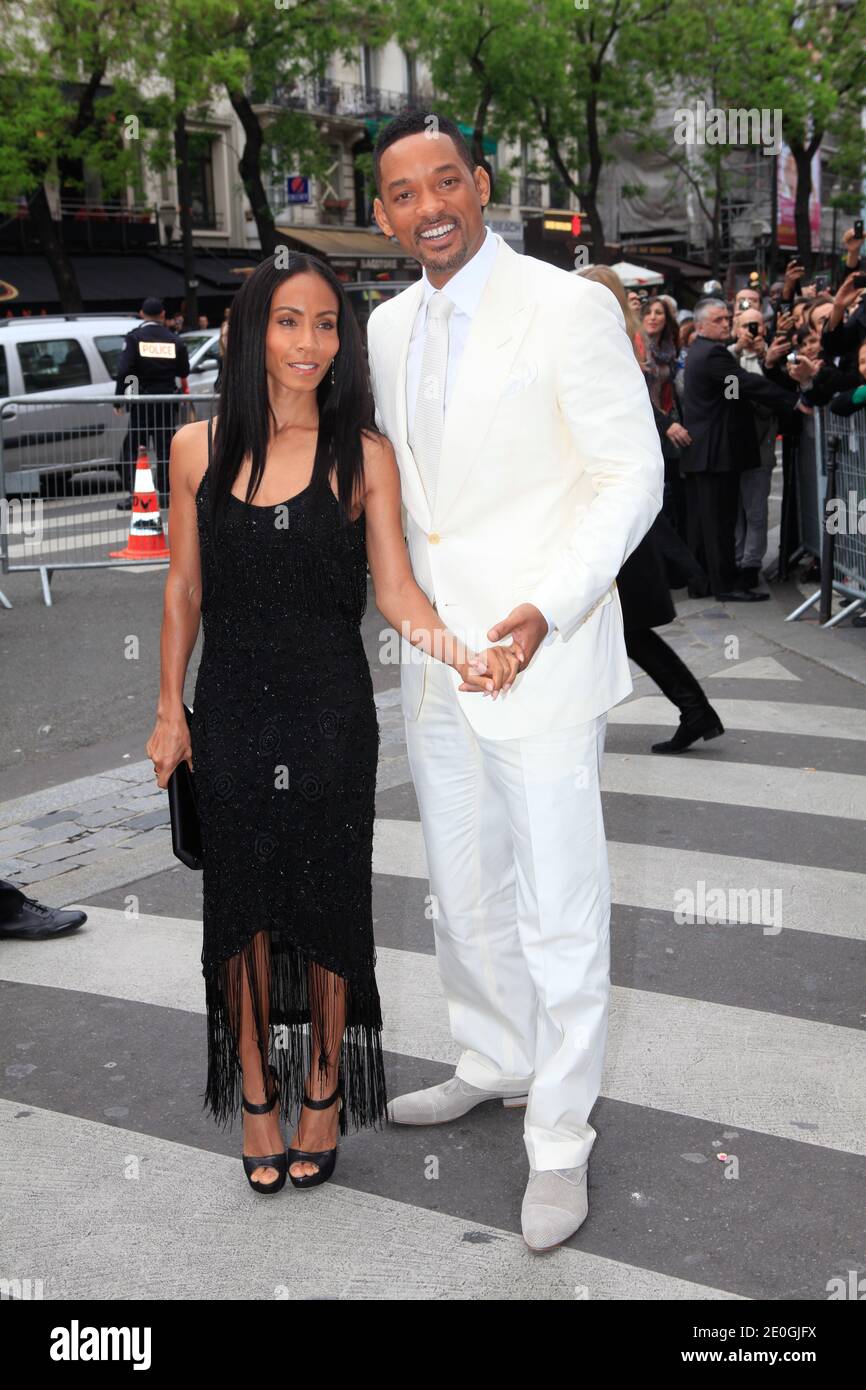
[[681, 298, 800, 601]]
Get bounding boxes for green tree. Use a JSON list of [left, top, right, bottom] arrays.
[[0, 0, 159, 309]]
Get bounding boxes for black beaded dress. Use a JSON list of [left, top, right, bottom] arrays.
[[189, 425, 386, 1137]]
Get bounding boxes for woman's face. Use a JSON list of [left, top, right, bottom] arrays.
[[792, 302, 807, 328], [809, 302, 833, 334], [858, 342, 866, 381], [264, 271, 340, 394], [643, 300, 667, 335]]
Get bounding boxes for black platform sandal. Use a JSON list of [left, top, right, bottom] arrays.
[[242, 1066, 288, 1195], [287, 1082, 343, 1189]]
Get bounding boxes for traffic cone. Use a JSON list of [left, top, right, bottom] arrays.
[[110, 446, 170, 559]]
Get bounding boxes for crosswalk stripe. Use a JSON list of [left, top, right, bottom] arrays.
[[371, 817, 866, 941], [7, 526, 139, 558], [5, 906, 864, 1157], [0, 1100, 741, 1300], [706, 657, 801, 681], [601, 753, 866, 820], [608, 697, 866, 741]]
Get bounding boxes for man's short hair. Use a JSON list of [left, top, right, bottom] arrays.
[[373, 109, 476, 194], [693, 298, 728, 324]]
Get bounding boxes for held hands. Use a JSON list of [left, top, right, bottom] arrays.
[[482, 603, 550, 693], [456, 643, 524, 698], [145, 709, 192, 789]]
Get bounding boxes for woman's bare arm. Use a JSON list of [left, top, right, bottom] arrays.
[[145, 421, 206, 786], [361, 431, 521, 695]]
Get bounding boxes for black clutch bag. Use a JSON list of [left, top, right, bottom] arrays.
[[167, 704, 203, 870]]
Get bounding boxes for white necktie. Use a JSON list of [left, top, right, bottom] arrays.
[[409, 291, 454, 513]]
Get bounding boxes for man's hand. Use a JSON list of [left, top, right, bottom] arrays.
[[113, 405, 125, 415], [786, 354, 820, 385], [456, 644, 523, 699], [485, 603, 549, 686], [834, 271, 864, 313], [764, 337, 791, 367], [782, 261, 805, 296], [666, 421, 692, 448], [842, 226, 864, 265]]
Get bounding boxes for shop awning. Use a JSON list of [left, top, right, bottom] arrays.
[[624, 253, 713, 283], [0, 251, 256, 310], [275, 225, 414, 264], [147, 250, 262, 288], [0, 253, 187, 307]]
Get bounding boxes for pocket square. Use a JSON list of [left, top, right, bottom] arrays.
[[502, 361, 539, 397]]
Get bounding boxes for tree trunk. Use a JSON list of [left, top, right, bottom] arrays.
[[790, 138, 817, 277], [174, 109, 198, 329], [229, 89, 278, 258], [29, 182, 83, 311], [582, 86, 606, 262], [711, 159, 722, 279]]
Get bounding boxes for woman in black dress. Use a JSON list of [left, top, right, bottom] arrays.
[[146, 254, 519, 1194]]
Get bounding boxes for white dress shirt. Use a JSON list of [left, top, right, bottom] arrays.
[[406, 225, 556, 641]]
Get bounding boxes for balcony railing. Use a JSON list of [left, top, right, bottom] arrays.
[[520, 178, 544, 208], [266, 78, 427, 121], [58, 199, 154, 223]]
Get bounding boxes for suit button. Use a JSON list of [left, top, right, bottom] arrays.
[[428, 532, 440, 544]]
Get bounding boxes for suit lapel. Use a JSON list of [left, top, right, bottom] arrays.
[[382, 237, 535, 527], [386, 278, 428, 521], [433, 239, 534, 522]]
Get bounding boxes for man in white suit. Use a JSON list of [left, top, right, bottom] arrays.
[[367, 111, 663, 1250]]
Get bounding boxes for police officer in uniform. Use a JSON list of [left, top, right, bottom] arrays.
[[114, 297, 189, 509]]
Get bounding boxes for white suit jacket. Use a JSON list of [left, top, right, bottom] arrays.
[[366, 234, 664, 740]]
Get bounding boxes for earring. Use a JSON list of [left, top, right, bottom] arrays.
[[330, 358, 336, 385]]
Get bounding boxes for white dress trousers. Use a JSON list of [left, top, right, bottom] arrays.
[[404, 656, 611, 1171]]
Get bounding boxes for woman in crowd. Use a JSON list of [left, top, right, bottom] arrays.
[[581, 267, 723, 753], [637, 295, 690, 540]]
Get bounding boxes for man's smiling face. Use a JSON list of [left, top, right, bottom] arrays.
[[373, 131, 490, 285]]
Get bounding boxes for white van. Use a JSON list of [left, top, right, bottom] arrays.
[[0, 313, 142, 495]]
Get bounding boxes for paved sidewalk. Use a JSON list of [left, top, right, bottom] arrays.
[[0, 688, 411, 904]]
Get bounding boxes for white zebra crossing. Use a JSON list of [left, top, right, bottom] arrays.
[[0, 1099, 742, 1300], [4, 904, 865, 1156]]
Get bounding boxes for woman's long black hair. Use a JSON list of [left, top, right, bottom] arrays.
[[206, 251, 377, 534]]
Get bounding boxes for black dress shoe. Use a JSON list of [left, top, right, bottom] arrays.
[[715, 589, 770, 602], [652, 704, 725, 754], [737, 566, 760, 590], [0, 895, 87, 939]]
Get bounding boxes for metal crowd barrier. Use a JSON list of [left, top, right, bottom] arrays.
[[0, 392, 216, 607], [785, 403, 866, 627]]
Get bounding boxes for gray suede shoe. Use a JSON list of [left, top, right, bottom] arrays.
[[521, 1164, 589, 1251], [387, 1075, 530, 1125]]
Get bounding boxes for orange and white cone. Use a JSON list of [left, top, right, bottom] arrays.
[[110, 446, 170, 559]]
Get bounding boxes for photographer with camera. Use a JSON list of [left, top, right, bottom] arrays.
[[727, 309, 784, 589]]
